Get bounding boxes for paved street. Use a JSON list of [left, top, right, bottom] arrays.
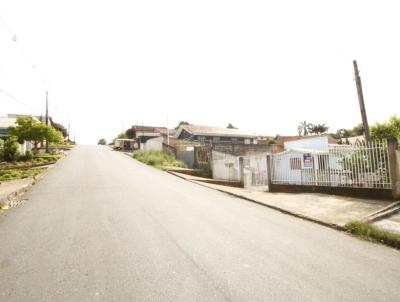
[[1, 145, 399, 302]]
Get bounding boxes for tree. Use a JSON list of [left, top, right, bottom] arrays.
[[309, 124, 329, 135], [352, 124, 365, 136], [98, 138, 107, 145], [1, 136, 20, 162], [50, 118, 68, 138], [175, 121, 189, 130], [8, 117, 63, 149], [370, 116, 400, 141], [125, 127, 136, 139], [297, 121, 312, 136], [226, 123, 237, 129], [117, 132, 128, 139]]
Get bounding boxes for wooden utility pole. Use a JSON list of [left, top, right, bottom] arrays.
[[45, 91, 49, 152], [353, 60, 371, 142], [68, 117, 70, 142]]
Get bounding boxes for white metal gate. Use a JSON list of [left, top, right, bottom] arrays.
[[271, 140, 392, 189]]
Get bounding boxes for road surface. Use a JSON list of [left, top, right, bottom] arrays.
[[1, 146, 399, 301]]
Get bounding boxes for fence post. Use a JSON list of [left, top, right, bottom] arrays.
[[266, 154, 272, 191], [388, 140, 400, 200]]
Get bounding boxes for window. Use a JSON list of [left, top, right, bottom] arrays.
[[290, 157, 302, 170]]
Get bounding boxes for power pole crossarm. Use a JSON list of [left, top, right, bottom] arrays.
[[353, 60, 371, 142]]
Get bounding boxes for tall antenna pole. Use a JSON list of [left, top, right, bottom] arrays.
[[353, 60, 371, 142], [45, 91, 49, 152]]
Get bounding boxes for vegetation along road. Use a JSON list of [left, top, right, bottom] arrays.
[[1, 145, 399, 301]]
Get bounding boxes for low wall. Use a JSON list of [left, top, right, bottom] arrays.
[[269, 184, 394, 200]]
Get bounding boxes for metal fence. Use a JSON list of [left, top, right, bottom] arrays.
[[271, 140, 392, 189]]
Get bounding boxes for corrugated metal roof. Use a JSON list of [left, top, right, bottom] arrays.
[[0, 117, 17, 129], [178, 124, 257, 138]]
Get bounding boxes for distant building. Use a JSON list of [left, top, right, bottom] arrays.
[[129, 125, 174, 143], [175, 124, 258, 144]]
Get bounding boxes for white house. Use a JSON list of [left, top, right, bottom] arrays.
[[0, 116, 33, 155]]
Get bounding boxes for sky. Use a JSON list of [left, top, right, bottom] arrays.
[[1, 0, 399, 144]]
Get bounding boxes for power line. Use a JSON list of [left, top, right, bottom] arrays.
[[0, 13, 48, 87], [0, 88, 36, 110]]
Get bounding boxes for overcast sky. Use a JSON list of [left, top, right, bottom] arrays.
[[1, 0, 399, 143]]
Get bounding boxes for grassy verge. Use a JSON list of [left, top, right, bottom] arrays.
[[0, 153, 62, 170], [345, 220, 400, 250], [133, 150, 187, 170], [0, 168, 45, 181]]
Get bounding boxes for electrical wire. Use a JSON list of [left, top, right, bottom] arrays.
[[0, 88, 36, 110]]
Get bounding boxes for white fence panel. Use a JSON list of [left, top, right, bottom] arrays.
[[271, 140, 392, 189]]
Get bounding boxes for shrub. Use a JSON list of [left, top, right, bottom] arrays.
[[346, 221, 400, 250], [2, 136, 20, 162], [98, 138, 107, 145], [133, 150, 187, 169], [20, 150, 34, 161]]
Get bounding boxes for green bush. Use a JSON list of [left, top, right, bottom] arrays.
[[2, 136, 20, 162], [19, 150, 34, 161], [133, 150, 187, 169], [0, 168, 44, 181], [346, 221, 400, 250]]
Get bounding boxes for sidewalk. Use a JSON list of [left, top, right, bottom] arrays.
[[0, 178, 35, 209], [169, 171, 395, 229], [373, 213, 400, 234]]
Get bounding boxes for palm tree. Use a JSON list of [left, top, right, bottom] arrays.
[[297, 121, 311, 136]]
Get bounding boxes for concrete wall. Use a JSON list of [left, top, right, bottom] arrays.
[[176, 150, 195, 166], [213, 143, 275, 156], [211, 151, 269, 188], [211, 151, 241, 182], [141, 137, 163, 151]]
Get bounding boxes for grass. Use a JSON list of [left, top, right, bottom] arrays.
[[345, 220, 400, 250], [0, 153, 62, 170], [133, 150, 188, 170], [0, 168, 45, 182]]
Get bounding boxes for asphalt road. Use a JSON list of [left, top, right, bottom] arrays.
[[1, 146, 400, 302]]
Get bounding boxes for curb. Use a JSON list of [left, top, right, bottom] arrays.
[[0, 153, 68, 210], [167, 171, 346, 231]]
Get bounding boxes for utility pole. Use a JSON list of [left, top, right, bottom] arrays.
[[45, 91, 49, 152], [68, 117, 70, 142], [353, 60, 371, 142], [167, 115, 170, 146]]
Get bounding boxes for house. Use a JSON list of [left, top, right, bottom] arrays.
[[0, 115, 34, 154], [271, 135, 357, 186], [175, 124, 258, 144], [275, 134, 337, 152], [129, 125, 173, 143]]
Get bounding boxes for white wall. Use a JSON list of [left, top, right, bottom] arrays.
[[284, 136, 329, 151], [211, 151, 270, 187], [211, 151, 241, 181], [141, 136, 163, 151]]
